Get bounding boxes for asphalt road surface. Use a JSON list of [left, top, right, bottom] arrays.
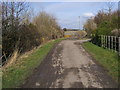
[[22, 39, 118, 88]]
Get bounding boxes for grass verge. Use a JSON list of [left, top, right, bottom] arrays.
[[2, 38, 64, 88], [82, 42, 119, 83]]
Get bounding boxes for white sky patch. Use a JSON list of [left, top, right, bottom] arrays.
[[83, 13, 94, 17]]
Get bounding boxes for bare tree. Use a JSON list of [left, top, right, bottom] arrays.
[[33, 11, 62, 40], [106, 2, 114, 14], [83, 18, 97, 37], [105, 2, 115, 28], [2, 2, 29, 32], [2, 2, 29, 58]]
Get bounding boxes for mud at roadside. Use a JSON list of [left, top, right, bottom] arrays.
[[21, 41, 64, 88]]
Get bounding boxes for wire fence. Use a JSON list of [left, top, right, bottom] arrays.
[[91, 35, 120, 56]]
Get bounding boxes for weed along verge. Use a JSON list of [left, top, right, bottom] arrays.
[[82, 42, 119, 84], [2, 38, 64, 88]]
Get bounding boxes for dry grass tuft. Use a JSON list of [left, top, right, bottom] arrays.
[[3, 49, 19, 69]]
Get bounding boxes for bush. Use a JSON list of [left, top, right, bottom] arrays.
[[18, 23, 41, 53], [97, 21, 112, 35]]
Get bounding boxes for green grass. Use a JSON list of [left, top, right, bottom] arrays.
[[82, 42, 119, 83], [2, 38, 64, 88]]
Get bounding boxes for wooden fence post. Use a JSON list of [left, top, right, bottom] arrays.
[[102, 35, 104, 48], [104, 35, 105, 48], [111, 36, 113, 52], [105, 35, 106, 48], [108, 36, 110, 50], [95, 35, 119, 55], [114, 36, 116, 52], [118, 37, 120, 56], [106, 35, 107, 48], [101, 35, 103, 47]]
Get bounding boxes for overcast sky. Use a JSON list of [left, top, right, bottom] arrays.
[[30, 2, 118, 29]]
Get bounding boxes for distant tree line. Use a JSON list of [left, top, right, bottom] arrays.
[[1, 2, 63, 63], [83, 2, 120, 37]]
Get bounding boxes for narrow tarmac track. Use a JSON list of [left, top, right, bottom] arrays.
[[22, 39, 118, 88]]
